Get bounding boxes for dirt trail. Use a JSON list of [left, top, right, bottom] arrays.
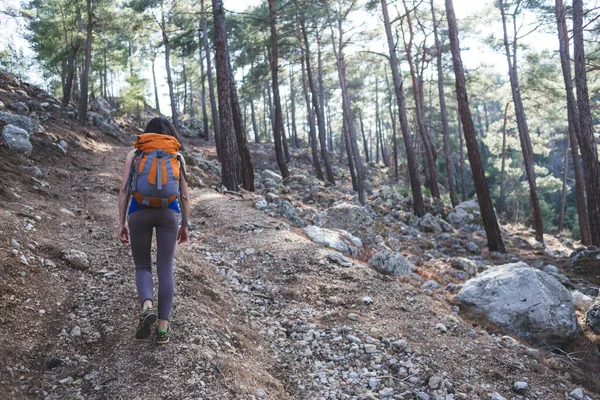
[[1, 138, 599, 400]]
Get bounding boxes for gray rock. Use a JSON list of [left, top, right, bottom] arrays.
[[57, 140, 68, 155], [543, 264, 560, 274], [457, 262, 580, 347], [466, 241, 481, 255], [569, 388, 584, 400], [99, 119, 121, 137], [2, 124, 32, 155], [423, 280, 441, 290], [262, 169, 282, 183], [451, 257, 478, 276], [61, 249, 90, 271], [0, 101, 4, 109], [447, 207, 474, 227], [263, 178, 279, 189], [585, 300, 600, 333], [0, 111, 40, 134], [23, 165, 42, 176], [418, 213, 442, 233], [328, 252, 352, 267], [303, 226, 363, 257], [317, 202, 374, 240], [276, 200, 305, 227], [89, 96, 113, 119], [378, 388, 394, 398], [491, 393, 507, 400], [70, 326, 82, 337], [10, 101, 29, 115], [572, 290, 594, 311], [571, 249, 600, 274], [368, 250, 415, 276], [513, 381, 528, 392]]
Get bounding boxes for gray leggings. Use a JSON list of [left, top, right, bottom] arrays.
[[128, 208, 179, 320]]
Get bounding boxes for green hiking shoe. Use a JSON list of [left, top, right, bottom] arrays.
[[156, 326, 172, 345], [135, 307, 158, 339]]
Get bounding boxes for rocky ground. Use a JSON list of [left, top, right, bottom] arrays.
[[1, 72, 600, 400]]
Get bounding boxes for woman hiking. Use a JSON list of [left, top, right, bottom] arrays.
[[117, 117, 190, 344]]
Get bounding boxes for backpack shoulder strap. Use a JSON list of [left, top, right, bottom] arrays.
[[124, 149, 142, 194]]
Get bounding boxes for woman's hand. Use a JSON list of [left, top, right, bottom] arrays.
[[177, 225, 189, 244], [118, 223, 129, 245]]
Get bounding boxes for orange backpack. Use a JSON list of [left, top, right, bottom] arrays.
[[126, 133, 187, 209]]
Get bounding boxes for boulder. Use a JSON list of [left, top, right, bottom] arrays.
[[317, 202, 374, 240], [0, 111, 40, 134], [99, 119, 121, 138], [572, 290, 594, 311], [418, 213, 442, 234], [368, 250, 416, 276], [586, 300, 600, 334], [10, 101, 29, 115], [262, 169, 282, 183], [276, 200, 306, 227], [570, 249, 600, 275], [90, 96, 113, 119], [447, 206, 475, 227], [457, 262, 579, 347], [450, 257, 478, 277], [2, 124, 32, 156], [61, 249, 90, 271], [303, 225, 363, 257]]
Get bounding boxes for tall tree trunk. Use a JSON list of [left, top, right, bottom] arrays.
[[250, 94, 260, 143], [381, 0, 424, 216], [556, 0, 600, 246], [290, 68, 299, 148], [78, 0, 93, 125], [301, 54, 324, 181], [198, 26, 209, 139], [360, 112, 370, 164], [342, 114, 358, 191], [151, 56, 161, 114], [325, 0, 364, 203], [266, 79, 274, 141], [385, 69, 399, 181], [431, 0, 458, 206], [63, 10, 83, 107], [446, 0, 505, 252], [402, 2, 439, 198], [182, 61, 188, 115], [558, 132, 570, 231], [499, 0, 543, 243], [458, 117, 467, 201], [202, 0, 221, 152], [375, 77, 381, 165], [499, 102, 510, 218], [298, 14, 335, 184], [268, 0, 290, 178], [326, 91, 334, 152], [161, 1, 179, 132], [212, 0, 240, 190], [227, 50, 255, 190]]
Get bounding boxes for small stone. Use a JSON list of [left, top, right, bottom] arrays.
[[422, 280, 441, 290], [428, 375, 442, 389], [435, 323, 448, 333], [368, 377, 380, 390], [364, 344, 377, 353], [513, 381, 528, 392], [328, 252, 353, 267], [60, 208, 76, 217], [416, 392, 430, 400], [346, 335, 362, 344], [362, 296, 374, 304], [569, 388, 584, 400], [11, 239, 20, 247], [19, 254, 28, 265], [58, 377, 73, 385], [70, 326, 82, 337], [466, 241, 481, 255], [378, 388, 394, 398], [392, 339, 408, 350], [491, 393, 507, 400], [348, 313, 360, 321]]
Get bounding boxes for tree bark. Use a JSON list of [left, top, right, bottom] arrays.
[[381, 0, 424, 216], [446, 0, 505, 252], [558, 132, 570, 231], [212, 0, 240, 190], [227, 49, 255, 190], [298, 13, 335, 184], [431, 0, 458, 206], [385, 70, 399, 181], [268, 0, 289, 178], [561, 0, 600, 246], [499, 0, 543, 243], [197, 26, 209, 139], [161, 0, 179, 132], [359, 112, 370, 164], [63, 10, 83, 107], [151, 55, 161, 114], [202, 0, 221, 151], [499, 102, 510, 218], [78, 0, 93, 125], [325, 0, 364, 203], [301, 54, 325, 181], [402, 2, 439, 198], [290, 68, 299, 148]]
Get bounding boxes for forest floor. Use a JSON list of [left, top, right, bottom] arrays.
[[1, 94, 600, 399]]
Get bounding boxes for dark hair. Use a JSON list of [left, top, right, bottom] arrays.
[[143, 117, 181, 142]]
